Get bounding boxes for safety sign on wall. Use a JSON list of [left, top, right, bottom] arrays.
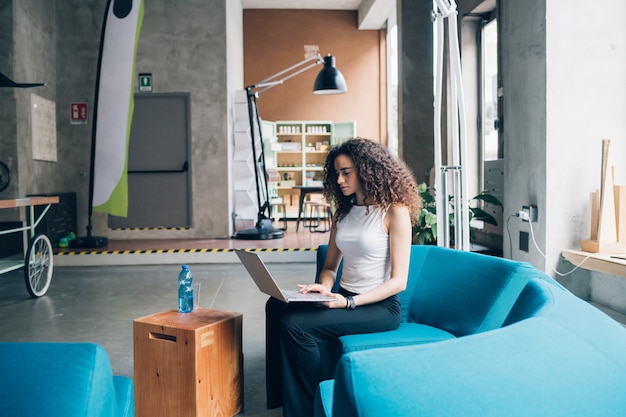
[[138, 73, 152, 92], [70, 102, 88, 125]]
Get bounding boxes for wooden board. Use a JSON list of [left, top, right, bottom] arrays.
[[0, 196, 59, 209], [597, 140, 617, 243], [614, 185, 626, 243], [563, 249, 626, 278]]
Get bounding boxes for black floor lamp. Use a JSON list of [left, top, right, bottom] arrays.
[[233, 54, 347, 240]]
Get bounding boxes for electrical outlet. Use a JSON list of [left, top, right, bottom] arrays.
[[522, 205, 538, 222]]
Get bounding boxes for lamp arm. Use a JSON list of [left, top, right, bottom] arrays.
[[256, 62, 320, 94], [247, 53, 323, 94]]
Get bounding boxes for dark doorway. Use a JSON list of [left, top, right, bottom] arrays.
[[108, 93, 192, 229]]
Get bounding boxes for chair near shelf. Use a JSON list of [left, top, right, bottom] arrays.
[[303, 201, 332, 233], [271, 201, 288, 231]]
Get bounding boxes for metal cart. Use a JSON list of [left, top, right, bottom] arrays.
[[0, 196, 59, 297]]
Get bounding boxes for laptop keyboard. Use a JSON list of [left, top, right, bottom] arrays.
[[281, 289, 335, 301]]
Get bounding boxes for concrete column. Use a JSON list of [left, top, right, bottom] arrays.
[[397, 0, 434, 183], [0, 1, 18, 218]]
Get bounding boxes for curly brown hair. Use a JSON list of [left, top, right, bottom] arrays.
[[322, 138, 422, 226]]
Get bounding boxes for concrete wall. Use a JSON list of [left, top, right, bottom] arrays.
[[0, 0, 60, 223], [14, 0, 59, 196], [55, 0, 104, 233], [0, 2, 18, 219], [499, 0, 548, 265]]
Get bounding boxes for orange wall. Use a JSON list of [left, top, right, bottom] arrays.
[[243, 10, 386, 143]]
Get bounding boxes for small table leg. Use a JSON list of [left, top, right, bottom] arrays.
[[296, 190, 306, 232]]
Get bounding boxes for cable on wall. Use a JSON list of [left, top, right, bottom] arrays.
[[506, 212, 591, 277]]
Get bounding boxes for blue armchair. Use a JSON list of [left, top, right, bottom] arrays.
[[316, 244, 550, 353], [0, 342, 134, 417]]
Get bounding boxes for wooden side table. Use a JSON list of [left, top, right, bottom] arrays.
[[133, 308, 243, 417]]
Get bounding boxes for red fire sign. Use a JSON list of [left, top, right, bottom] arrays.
[[70, 102, 88, 125]]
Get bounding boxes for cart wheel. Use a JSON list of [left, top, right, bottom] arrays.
[[24, 233, 53, 297]]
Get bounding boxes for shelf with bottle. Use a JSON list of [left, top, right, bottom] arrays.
[[304, 165, 324, 170], [273, 169, 301, 189], [276, 123, 303, 135], [264, 120, 355, 190]]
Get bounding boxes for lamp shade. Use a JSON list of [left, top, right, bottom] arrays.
[[313, 55, 347, 95]]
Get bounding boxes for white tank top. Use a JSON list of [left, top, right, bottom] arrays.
[[335, 205, 390, 294]]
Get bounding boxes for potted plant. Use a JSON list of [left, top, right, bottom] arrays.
[[413, 182, 503, 245]]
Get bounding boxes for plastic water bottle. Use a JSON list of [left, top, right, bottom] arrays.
[[178, 265, 194, 313]]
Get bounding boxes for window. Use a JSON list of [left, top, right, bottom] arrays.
[[481, 18, 499, 161], [387, 23, 399, 156]]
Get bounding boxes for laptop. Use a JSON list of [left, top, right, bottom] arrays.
[[235, 249, 336, 303]]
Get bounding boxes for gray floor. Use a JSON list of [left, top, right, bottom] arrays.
[[0, 260, 316, 416]]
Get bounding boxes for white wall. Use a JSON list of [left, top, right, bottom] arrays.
[[547, 0, 626, 314], [499, 0, 626, 314], [547, 0, 626, 263]]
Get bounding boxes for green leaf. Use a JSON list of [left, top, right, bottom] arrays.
[[472, 192, 503, 208], [423, 211, 437, 226], [470, 207, 498, 226]]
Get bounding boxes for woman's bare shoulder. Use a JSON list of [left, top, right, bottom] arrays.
[[387, 203, 410, 216]]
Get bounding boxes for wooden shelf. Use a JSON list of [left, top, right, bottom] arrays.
[[562, 249, 626, 278], [264, 120, 355, 192]]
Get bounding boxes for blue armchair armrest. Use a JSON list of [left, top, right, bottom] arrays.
[[315, 244, 342, 292]]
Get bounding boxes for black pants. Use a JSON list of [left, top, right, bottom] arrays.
[[265, 290, 401, 417]]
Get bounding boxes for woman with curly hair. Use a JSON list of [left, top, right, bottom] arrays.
[[265, 138, 422, 417]]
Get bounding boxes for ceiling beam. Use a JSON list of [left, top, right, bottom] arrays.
[[358, 0, 395, 30]]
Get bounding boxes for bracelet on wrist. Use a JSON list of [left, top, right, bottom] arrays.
[[346, 295, 356, 310]]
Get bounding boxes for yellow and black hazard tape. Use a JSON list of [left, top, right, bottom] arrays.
[[55, 247, 317, 256], [110, 226, 190, 231]]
